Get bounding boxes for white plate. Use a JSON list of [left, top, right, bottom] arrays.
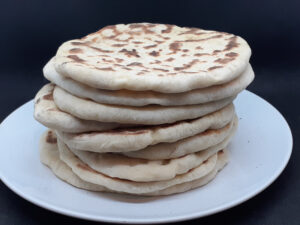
[[0, 91, 293, 224]]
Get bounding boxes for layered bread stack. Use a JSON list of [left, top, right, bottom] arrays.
[[34, 23, 254, 196]]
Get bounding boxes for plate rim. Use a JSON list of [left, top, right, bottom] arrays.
[[0, 90, 293, 224]]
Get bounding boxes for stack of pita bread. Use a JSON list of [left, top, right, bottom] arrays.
[[34, 23, 254, 196]]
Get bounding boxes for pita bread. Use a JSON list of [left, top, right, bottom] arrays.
[[53, 86, 235, 125], [59, 137, 229, 194], [34, 84, 123, 133], [45, 58, 254, 106], [57, 104, 234, 153], [123, 116, 237, 160], [54, 23, 251, 93], [40, 130, 228, 195]]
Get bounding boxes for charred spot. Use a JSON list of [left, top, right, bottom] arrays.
[[144, 44, 157, 49], [133, 41, 143, 44], [226, 52, 238, 57], [69, 48, 83, 54], [90, 46, 113, 53], [214, 58, 234, 64], [182, 49, 189, 52], [213, 50, 222, 55], [161, 24, 173, 33], [112, 44, 127, 47], [194, 53, 210, 57], [43, 93, 53, 101], [174, 59, 199, 71], [149, 51, 160, 57], [119, 48, 140, 57], [153, 68, 169, 72], [67, 55, 85, 63], [149, 60, 161, 64], [46, 130, 57, 144], [224, 36, 239, 51], [127, 62, 143, 67], [115, 58, 124, 63], [166, 57, 175, 62], [208, 66, 223, 71], [168, 42, 182, 54]]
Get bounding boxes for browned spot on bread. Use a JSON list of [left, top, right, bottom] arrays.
[[161, 24, 173, 33], [161, 159, 171, 165], [166, 57, 174, 62], [150, 60, 161, 64], [67, 55, 85, 63], [224, 36, 239, 51], [214, 57, 235, 64], [102, 58, 114, 63], [43, 93, 53, 100], [127, 62, 143, 67], [112, 44, 126, 47], [132, 41, 143, 44], [213, 50, 222, 55], [158, 74, 164, 77], [155, 40, 164, 44], [203, 160, 208, 164], [149, 51, 160, 57], [46, 130, 57, 144], [153, 68, 169, 72], [94, 67, 115, 71], [115, 58, 124, 63], [119, 48, 140, 57], [181, 54, 187, 57], [226, 52, 238, 57], [137, 72, 145, 75], [218, 150, 224, 155], [128, 23, 155, 34], [194, 53, 210, 57], [144, 44, 157, 49], [196, 46, 203, 50], [182, 49, 189, 52], [169, 42, 182, 54], [71, 41, 87, 46], [90, 46, 113, 53], [208, 66, 223, 71], [174, 59, 199, 71], [179, 28, 206, 35], [69, 48, 83, 54]]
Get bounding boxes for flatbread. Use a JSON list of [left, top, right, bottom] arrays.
[[57, 104, 234, 153], [58, 137, 228, 194], [53, 86, 235, 125], [34, 83, 122, 133], [67, 134, 228, 182], [40, 130, 228, 195], [54, 23, 251, 93], [45, 58, 254, 106], [123, 116, 238, 160]]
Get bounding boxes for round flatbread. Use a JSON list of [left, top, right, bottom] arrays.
[[54, 23, 251, 93], [53, 85, 235, 125], [57, 104, 235, 153], [45, 58, 254, 106]]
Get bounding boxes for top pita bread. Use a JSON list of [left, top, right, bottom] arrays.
[[54, 23, 251, 93]]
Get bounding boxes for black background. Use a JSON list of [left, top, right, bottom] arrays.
[[0, 0, 299, 224]]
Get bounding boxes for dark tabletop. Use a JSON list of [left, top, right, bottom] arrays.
[[0, 0, 299, 224]]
